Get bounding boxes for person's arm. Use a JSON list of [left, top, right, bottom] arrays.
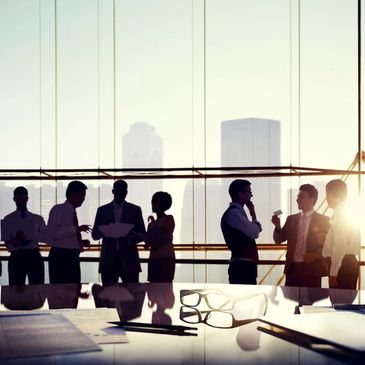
[[37, 216, 47, 244], [91, 208, 104, 241], [46, 206, 77, 241], [129, 206, 146, 245], [226, 206, 261, 239], [272, 216, 288, 244], [328, 215, 349, 280]]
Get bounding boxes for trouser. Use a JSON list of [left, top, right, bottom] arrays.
[[336, 254, 359, 290], [285, 262, 322, 288], [228, 260, 257, 285], [8, 249, 44, 285], [49, 247, 81, 284]]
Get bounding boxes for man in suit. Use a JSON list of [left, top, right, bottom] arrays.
[[92, 180, 146, 284], [47, 181, 91, 284], [271, 184, 330, 288], [221, 179, 262, 284]]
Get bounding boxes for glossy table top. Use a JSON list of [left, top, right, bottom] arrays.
[[0, 282, 363, 364]]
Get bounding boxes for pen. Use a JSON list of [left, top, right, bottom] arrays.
[[108, 321, 197, 331], [333, 304, 365, 310]]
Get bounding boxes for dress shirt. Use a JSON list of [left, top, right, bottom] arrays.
[[225, 202, 262, 240], [322, 203, 361, 277], [46, 200, 81, 249], [293, 210, 314, 262], [3, 209, 46, 251]]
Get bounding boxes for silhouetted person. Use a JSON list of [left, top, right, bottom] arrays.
[[46, 283, 89, 309], [47, 181, 91, 284], [272, 184, 330, 288], [1, 284, 47, 310], [92, 282, 147, 321], [92, 180, 146, 284], [323, 179, 360, 289], [145, 191, 175, 282], [147, 283, 175, 325], [3, 186, 46, 285], [221, 179, 262, 284]]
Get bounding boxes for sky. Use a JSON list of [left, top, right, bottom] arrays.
[[0, 0, 364, 243]]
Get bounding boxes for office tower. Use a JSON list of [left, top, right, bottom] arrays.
[[122, 122, 163, 217], [221, 118, 281, 243]]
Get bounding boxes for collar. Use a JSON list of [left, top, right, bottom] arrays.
[[230, 202, 243, 209], [113, 201, 124, 208], [300, 210, 314, 219]]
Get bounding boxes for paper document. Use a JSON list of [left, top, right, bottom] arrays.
[[99, 223, 134, 238], [0, 312, 100, 359], [1, 218, 36, 243], [52, 308, 128, 344]]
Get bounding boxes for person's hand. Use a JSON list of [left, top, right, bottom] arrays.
[[82, 239, 90, 248], [329, 276, 338, 288], [303, 253, 317, 263], [78, 225, 91, 233], [271, 215, 281, 229], [245, 201, 256, 220]]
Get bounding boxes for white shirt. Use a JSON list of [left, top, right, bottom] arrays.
[[3, 209, 46, 252], [322, 203, 360, 277], [225, 202, 262, 240], [46, 200, 80, 249], [293, 210, 314, 262]]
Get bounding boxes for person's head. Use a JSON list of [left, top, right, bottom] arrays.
[[296, 184, 318, 212], [13, 186, 28, 211], [113, 180, 128, 204], [326, 179, 347, 209], [228, 179, 252, 205], [151, 191, 172, 214], [66, 181, 88, 208]]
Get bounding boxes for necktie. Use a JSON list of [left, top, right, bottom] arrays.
[[114, 204, 122, 223], [296, 214, 307, 259], [73, 211, 83, 250]]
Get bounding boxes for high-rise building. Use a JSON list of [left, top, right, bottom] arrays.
[[122, 122, 163, 217], [221, 118, 281, 243]]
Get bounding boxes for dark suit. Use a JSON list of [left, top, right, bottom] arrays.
[[273, 211, 330, 287], [92, 201, 146, 284]]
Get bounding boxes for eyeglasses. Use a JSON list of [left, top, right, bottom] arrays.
[[180, 289, 235, 310], [179, 306, 257, 329]]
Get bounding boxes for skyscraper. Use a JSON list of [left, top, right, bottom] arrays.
[[221, 117, 281, 243], [122, 122, 163, 217]]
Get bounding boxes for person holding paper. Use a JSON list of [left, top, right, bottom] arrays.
[[323, 179, 360, 289], [145, 191, 175, 282], [46, 181, 91, 284], [221, 179, 262, 284], [92, 180, 146, 284], [2, 186, 46, 285], [272, 184, 330, 288]]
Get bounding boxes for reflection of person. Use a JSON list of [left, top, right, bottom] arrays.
[[323, 179, 360, 289], [1, 284, 47, 310], [272, 184, 330, 287], [145, 192, 175, 283], [92, 180, 146, 284], [147, 283, 175, 325], [3, 186, 46, 285], [221, 179, 262, 284], [46, 283, 89, 309], [92, 283, 147, 321], [46, 181, 91, 284]]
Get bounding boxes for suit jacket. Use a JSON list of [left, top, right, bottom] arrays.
[[92, 201, 146, 275], [273, 211, 330, 277]]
